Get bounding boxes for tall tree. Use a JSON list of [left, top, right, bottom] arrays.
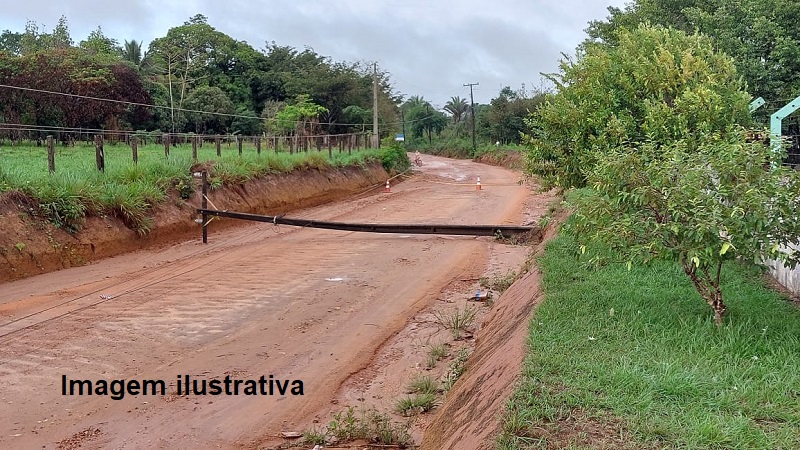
[[443, 96, 468, 123], [0, 30, 22, 55], [528, 24, 800, 324], [587, 0, 800, 103], [79, 26, 121, 59]]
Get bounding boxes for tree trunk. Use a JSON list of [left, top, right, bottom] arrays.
[[683, 260, 727, 325]]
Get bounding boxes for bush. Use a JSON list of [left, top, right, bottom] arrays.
[[380, 142, 410, 172]]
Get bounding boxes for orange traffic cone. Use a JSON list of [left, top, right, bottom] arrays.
[[385, 180, 391, 193], [476, 177, 482, 190]]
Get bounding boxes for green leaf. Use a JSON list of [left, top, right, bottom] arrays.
[[720, 242, 731, 255]]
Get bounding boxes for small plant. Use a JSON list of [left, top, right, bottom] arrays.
[[14, 242, 26, 252], [327, 406, 366, 441], [395, 393, 437, 416], [426, 342, 449, 368], [442, 348, 471, 391], [323, 406, 412, 446], [174, 175, 194, 199], [406, 374, 439, 395], [434, 305, 479, 340], [366, 410, 413, 446], [480, 269, 518, 293], [302, 427, 326, 445]]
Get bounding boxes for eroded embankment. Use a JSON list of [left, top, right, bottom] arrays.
[[420, 218, 562, 450], [0, 163, 389, 283]]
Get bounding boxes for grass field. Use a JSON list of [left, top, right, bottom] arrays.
[[498, 226, 800, 449], [0, 141, 398, 234]]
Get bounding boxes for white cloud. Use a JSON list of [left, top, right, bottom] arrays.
[[0, 0, 627, 106]]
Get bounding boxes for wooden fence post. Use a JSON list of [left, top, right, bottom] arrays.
[[327, 135, 332, 158], [46, 135, 55, 174], [216, 135, 221, 157], [256, 136, 261, 155], [238, 136, 243, 156], [132, 136, 139, 164], [163, 133, 170, 158], [192, 135, 198, 161], [95, 134, 105, 172]]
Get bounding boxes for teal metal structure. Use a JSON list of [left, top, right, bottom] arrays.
[[749, 97, 765, 112], [771, 95, 800, 153]]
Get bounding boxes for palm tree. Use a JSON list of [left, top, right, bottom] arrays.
[[402, 95, 428, 111], [122, 39, 150, 71], [443, 96, 469, 123]]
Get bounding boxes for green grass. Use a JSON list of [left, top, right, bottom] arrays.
[[426, 342, 449, 369], [433, 305, 479, 340], [406, 374, 440, 395], [499, 230, 800, 449], [395, 393, 437, 416], [0, 141, 396, 233]]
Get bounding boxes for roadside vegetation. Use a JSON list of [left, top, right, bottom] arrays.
[[0, 142, 407, 234], [499, 225, 800, 449], [507, 10, 800, 450]]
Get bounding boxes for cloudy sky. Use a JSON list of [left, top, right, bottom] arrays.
[[0, 0, 628, 107]]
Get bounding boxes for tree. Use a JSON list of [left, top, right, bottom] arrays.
[[405, 100, 447, 144], [121, 39, 151, 71], [443, 96, 468, 123], [528, 24, 800, 324], [0, 30, 22, 55], [273, 94, 328, 136], [183, 85, 234, 134], [480, 86, 545, 145], [587, 0, 800, 105], [341, 105, 371, 132], [79, 26, 121, 59]]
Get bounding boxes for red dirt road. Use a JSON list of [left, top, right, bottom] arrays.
[[0, 156, 531, 449]]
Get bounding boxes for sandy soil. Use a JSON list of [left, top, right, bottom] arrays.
[[0, 155, 549, 449]]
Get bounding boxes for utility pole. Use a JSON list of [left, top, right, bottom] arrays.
[[373, 62, 379, 148], [464, 82, 479, 154], [401, 110, 406, 147]]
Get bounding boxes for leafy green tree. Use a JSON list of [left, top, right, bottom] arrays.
[[587, 0, 800, 104], [528, 24, 800, 324], [405, 101, 447, 144], [273, 94, 328, 136], [0, 30, 22, 55], [341, 105, 371, 132], [527, 25, 750, 189], [79, 26, 121, 59], [183, 85, 234, 134], [480, 86, 545, 145]]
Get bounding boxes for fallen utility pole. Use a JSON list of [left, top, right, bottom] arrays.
[[196, 208, 538, 241]]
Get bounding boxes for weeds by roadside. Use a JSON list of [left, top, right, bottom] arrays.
[[395, 393, 438, 416], [433, 305, 478, 340], [406, 374, 439, 395], [442, 348, 470, 392], [480, 269, 518, 293], [300, 405, 413, 447], [426, 342, 449, 368]]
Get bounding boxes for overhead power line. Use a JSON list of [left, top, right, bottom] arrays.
[[0, 83, 431, 130]]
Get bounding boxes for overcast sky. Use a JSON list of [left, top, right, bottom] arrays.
[[0, 0, 628, 107]]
